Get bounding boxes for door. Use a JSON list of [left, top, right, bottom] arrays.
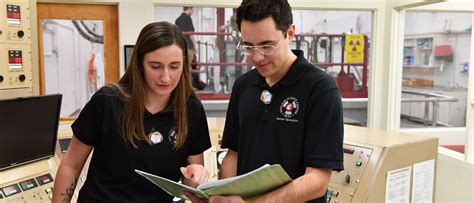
[[37, 3, 119, 117]]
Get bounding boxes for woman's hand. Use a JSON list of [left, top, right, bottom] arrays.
[[181, 164, 209, 188]]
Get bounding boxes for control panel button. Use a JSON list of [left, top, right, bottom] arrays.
[[19, 74, 26, 82], [36, 174, 54, 185], [1, 183, 21, 197], [345, 175, 351, 184], [19, 178, 38, 191], [17, 30, 24, 38], [355, 161, 363, 167]]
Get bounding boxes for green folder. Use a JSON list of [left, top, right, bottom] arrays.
[[135, 164, 292, 200]]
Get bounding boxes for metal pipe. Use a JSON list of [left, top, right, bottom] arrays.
[[432, 101, 440, 127], [402, 89, 459, 101], [424, 99, 430, 126], [402, 89, 459, 127]]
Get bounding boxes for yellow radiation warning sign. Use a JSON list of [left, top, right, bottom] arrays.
[[345, 34, 365, 63]]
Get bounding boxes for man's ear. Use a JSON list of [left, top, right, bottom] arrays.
[[287, 24, 296, 42]]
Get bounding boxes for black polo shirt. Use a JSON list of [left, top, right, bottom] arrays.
[[222, 50, 344, 202], [72, 86, 211, 202]]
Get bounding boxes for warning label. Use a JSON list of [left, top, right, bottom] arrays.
[[345, 34, 365, 63]]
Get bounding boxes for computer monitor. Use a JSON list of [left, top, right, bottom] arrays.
[[0, 94, 62, 171]]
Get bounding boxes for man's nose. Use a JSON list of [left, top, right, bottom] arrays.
[[250, 48, 265, 62]]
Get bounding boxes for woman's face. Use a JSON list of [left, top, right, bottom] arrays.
[[142, 44, 184, 99]]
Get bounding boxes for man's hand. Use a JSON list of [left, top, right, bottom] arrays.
[[181, 164, 209, 188], [183, 191, 207, 203], [209, 195, 245, 203]]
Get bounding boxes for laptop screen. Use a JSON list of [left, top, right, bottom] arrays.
[[0, 94, 62, 171]]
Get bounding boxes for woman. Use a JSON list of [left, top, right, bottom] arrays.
[[52, 22, 211, 202]]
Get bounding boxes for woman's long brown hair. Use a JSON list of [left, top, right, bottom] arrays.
[[111, 21, 196, 149]]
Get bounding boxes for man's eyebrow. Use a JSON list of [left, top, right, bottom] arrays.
[[242, 40, 277, 46]]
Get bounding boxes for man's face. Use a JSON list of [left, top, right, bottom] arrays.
[[187, 7, 194, 16], [240, 17, 294, 83]]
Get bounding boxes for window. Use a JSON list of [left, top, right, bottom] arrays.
[[401, 12, 472, 128], [155, 6, 373, 126]]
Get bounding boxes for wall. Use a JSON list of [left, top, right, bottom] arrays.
[[436, 148, 474, 203], [405, 12, 472, 35]]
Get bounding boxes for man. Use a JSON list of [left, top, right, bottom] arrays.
[[189, 0, 344, 202], [175, 6, 195, 53], [176, 7, 203, 90]]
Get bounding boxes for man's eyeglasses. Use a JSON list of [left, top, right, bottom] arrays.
[[236, 32, 287, 56]]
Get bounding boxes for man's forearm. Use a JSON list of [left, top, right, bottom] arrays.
[[248, 168, 331, 203], [218, 150, 238, 179]]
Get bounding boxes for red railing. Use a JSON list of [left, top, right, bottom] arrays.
[[183, 32, 369, 100]]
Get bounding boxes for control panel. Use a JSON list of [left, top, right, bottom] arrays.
[[0, 2, 31, 44], [0, 44, 32, 90], [200, 119, 438, 202], [326, 125, 438, 202], [327, 144, 375, 202], [0, 172, 54, 203], [0, 1, 33, 98]]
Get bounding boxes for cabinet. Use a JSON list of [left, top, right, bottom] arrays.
[[403, 37, 435, 67]]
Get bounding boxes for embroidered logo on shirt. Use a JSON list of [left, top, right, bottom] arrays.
[[276, 97, 300, 122], [168, 128, 177, 146]]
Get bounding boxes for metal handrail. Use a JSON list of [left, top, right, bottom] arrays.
[[401, 89, 459, 127]]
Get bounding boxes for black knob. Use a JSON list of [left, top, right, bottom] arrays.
[[19, 74, 26, 82], [0, 75, 3, 83], [17, 30, 24, 38], [345, 174, 351, 184]]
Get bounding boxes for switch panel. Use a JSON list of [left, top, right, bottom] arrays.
[[0, 172, 55, 203], [0, 1, 31, 44], [327, 144, 374, 202], [0, 44, 32, 90]]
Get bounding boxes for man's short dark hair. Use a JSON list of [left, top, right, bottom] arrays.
[[236, 0, 293, 33], [183, 7, 193, 11]]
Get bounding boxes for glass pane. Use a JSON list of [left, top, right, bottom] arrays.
[[42, 19, 104, 117], [155, 6, 373, 125], [401, 12, 472, 129]]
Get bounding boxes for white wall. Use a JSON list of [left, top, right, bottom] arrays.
[[436, 149, 474, 203], [405, 12, 472, 35]]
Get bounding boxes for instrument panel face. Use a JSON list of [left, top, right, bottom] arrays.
[[0, 173, 55, 202], [327, 144, 374, 203]]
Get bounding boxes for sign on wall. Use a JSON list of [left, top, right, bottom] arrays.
[[345, 34, 365, 63]]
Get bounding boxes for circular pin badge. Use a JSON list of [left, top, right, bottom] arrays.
[[149, 131, 163, 144], [260, 90, 273, 105]]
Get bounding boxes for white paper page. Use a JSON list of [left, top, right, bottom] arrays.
[[197, 164, 270, 190], [412, 159, 435, 203], [386, 166, 412, 203]]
